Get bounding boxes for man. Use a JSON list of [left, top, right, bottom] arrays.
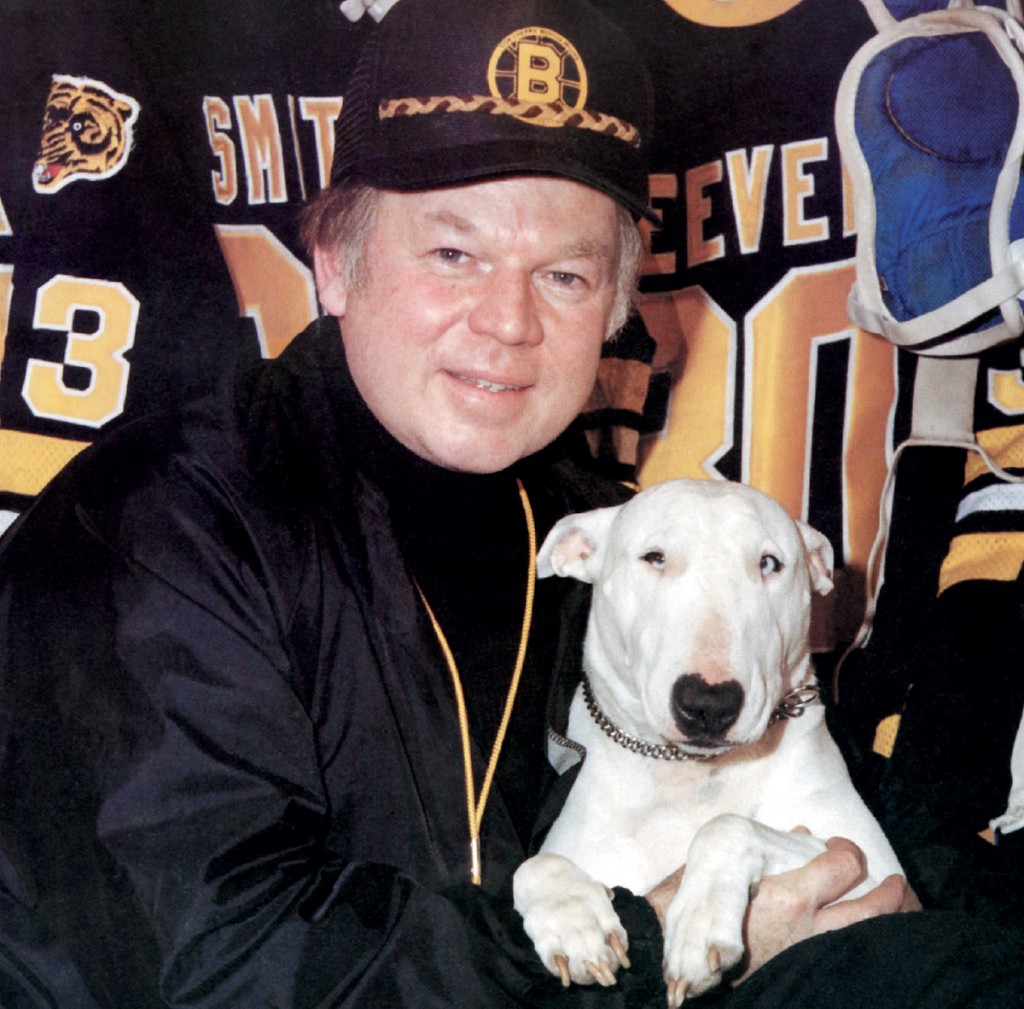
[[0, 0, 656, 539], [3, 0, 999, 1006]]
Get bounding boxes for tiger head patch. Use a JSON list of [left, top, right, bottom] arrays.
[[32, 75, 140, 194]]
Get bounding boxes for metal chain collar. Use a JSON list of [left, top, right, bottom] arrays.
[[580, 674, 821, 762]]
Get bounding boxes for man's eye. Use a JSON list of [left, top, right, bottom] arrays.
[[549, 271, 581, 287], [433, 248, 467, 264]]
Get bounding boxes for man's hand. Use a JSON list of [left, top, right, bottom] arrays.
[[645, 864, 686, 931], [739, 831, 917, 982], [645, 830, 918, 990]]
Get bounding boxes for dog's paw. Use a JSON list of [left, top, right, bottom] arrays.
[[661, 880, 746, 1006], [660, 815, 828, 1006], [513, 852, 629, 987]]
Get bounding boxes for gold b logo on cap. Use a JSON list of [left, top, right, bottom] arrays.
[[378, 22, 639, 149], [486, 27, 587, 126]]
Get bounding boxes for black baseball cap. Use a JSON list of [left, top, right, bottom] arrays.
[[331, 0, 654, 220]]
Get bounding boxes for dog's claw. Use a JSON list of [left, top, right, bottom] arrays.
[[608, 931, 631, 969], [584, 959, 615, 987], [707, 947, 722, 974], [666, 977, 689, 1007], [546, 940, 623, 989]]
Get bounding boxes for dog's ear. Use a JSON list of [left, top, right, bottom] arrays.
[[796, 520, 834, 596], [537, 505, 620, 582]]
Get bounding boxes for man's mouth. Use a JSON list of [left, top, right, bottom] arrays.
[[450, 372, 525, 393]]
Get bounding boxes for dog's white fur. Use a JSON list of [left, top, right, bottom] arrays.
[[514, 479, 902, 1002]]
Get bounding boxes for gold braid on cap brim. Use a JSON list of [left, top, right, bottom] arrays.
[[379, 95, 641, 148]]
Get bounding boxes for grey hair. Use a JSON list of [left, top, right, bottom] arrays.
[[299, 181, 381, 293], [609, 204, 643, 340]]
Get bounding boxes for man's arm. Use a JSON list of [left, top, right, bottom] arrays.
[[0, 446, 557, 1009], [90, 526, 550, 1008], [644, 833, 913, 984]]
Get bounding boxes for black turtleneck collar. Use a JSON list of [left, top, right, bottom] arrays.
[[328, 328, 582, 549], [326, 325, 572, 845]]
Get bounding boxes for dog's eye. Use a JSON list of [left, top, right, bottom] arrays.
[[641, 550, 666, 570], [760, 553, 783, 576]]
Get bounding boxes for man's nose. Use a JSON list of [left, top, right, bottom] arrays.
[[467, 268, 544, 346]]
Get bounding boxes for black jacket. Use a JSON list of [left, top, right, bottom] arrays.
[[7, 320, 1021, 1009], [0, 319, 642, 1008]]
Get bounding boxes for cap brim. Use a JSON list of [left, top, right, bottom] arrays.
[[353, 136, 658, 223]]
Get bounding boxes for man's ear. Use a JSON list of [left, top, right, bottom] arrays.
[[536, 504, 621, 583], [313, 245, 349, 318]]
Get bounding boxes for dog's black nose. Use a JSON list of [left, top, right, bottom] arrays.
[[672, 674, 743, 740]]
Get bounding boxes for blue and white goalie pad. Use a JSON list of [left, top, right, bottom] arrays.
[[838, 3, 1024, 357]]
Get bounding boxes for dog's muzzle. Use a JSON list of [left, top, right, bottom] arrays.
[[671, 674, 743, 744]]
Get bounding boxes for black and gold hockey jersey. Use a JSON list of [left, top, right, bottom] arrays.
[[0, 1, 377, 533], [592, 0, 884, 647]]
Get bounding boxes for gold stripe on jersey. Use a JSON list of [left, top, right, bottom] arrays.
[[939, 531, 1024, 594], [660, 0, 806, 28], [938, 424, 1024, 593], [964, 424, 1024, 483], [0, 431, 89, 497], [872, 713, 901, 759]]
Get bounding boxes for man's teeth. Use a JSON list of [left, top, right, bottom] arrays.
[[455, 373, 522, 393]]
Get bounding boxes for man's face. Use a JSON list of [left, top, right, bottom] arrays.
[[316, 176, 624, 473]]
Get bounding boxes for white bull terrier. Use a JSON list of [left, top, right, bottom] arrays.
[[514, 479, 903, 1004]]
